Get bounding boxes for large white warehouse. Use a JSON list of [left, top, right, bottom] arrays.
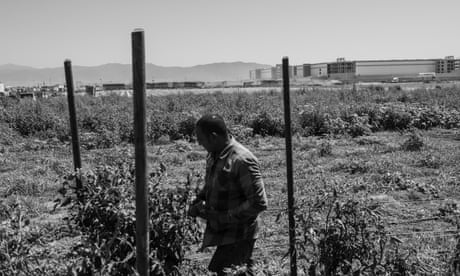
[[251, 56, 460, 82]]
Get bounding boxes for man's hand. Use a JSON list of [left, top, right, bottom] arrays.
[[189, 201, 235, 223], [188, 200, 206, 218]]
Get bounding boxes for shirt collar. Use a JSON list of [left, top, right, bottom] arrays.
[[218, 136, 235, 160]]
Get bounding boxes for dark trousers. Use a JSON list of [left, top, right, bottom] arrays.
[[208, 239, 256, 276]]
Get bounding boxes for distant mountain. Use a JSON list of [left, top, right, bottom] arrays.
[[0, 62, 272, 86], [0, 64, 36, 71]]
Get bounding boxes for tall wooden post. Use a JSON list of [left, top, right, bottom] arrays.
[[64, 60, 82, 198], [282, 56, 297, 276], [132, 28, 149, 276]]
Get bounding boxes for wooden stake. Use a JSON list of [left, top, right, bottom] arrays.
[[132, 28, 149, 276], [64, 60, 82, 200], [282, 56, 297, 276]]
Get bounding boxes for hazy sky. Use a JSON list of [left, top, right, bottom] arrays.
[[1, 0, 459, 68]]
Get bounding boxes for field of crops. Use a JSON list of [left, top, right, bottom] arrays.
[[1, 86, 460, 275]]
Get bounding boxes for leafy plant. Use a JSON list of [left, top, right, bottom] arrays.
[[295, 194, 419, 275], [60, 160, 202, 275], [251, 111, 284, 137]]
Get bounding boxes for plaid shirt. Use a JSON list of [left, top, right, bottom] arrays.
[[197, 137, 268, 247]]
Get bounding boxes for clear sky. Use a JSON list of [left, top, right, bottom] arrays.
[[1, 0, 459, 68]]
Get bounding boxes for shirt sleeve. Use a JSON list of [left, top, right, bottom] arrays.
[[224, 156, 268, 223], [195, 153, 213, 203]]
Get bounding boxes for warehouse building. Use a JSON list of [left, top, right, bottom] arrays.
[[250, 65, 295, 80], [146, 81, 205, 89], [274, 64, 294, 79], [261, 67, 277, 80], [293, 64, 311, 79], [251, 56, 460, 82], [310, 63, 328, 78], [249, 67, 276, 80], [354, 59, 437, 81], [102, 83, 126, 90], [327, 58, 355, 81]]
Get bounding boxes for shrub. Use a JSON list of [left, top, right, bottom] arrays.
[[250, 111, 284, 137], [341, 113, 371, 137], [0, 198, 65, 275], [61, 161, 202, 275], [397, 92, 411, 102], [117, 112, 134, 143], [400, 132, 424, 151], [8, 100, 63, 137], [415, 153, 442, 169], [296, 195, 419, 275], [354, 104, 384, 132], [298, 106, 329, 136], [229, 124, 253, 142], [177, 113, 199, 141], [318, 140, 333, 157], [95, 129, 122, 149], [147, 113, 180, 142], [381, 107, 412, 131]]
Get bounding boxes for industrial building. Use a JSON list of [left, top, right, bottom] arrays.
[[102, 83, 126, 90], [146, 81, 205, 89], [294, 64, 311, 78], [249, 65, 294, 80], [310, 63, 328, 79], [250, 56, 460, 82]]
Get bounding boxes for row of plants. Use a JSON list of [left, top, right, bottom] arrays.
[[2, 142, 460, 275], [57, 158, 203, 275], [1, 87, 459, 148], [53, 167, 460, 275], [294, 193, 420, 275]]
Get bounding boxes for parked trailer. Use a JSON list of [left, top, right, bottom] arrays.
[[418, 72, 436, 82]]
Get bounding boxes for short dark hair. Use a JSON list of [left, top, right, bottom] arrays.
[[196, 114, 228, 136]]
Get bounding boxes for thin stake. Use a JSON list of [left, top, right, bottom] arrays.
[[64, 60, 82, 198], [132, 28, 149, 276], [282, 56, 297, 276]]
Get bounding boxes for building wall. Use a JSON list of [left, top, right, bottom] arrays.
[[260, 68, 276, 80], [294, 65, 303, 78], [328, 62, 355, 74], [303, 64, 311, 77], [329, 72, 356, 81], [103, 83, 126, 90], [250, 69, 264, 80], [274, 64, 294, 79], [436, 59, 457, 73], [0, 83, 4, 93], [355, 60, 436, 76], [311, 63, 328, 78]]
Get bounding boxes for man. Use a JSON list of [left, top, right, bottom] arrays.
[[189, 114, 268, 276]]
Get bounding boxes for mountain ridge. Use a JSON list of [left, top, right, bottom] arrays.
[[0, 62, 272, 86]]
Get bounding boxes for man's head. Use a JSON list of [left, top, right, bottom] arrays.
[[195, 114, 229, 153]]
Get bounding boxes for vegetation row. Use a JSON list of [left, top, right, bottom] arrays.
[[1, 87, 460, 148]]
